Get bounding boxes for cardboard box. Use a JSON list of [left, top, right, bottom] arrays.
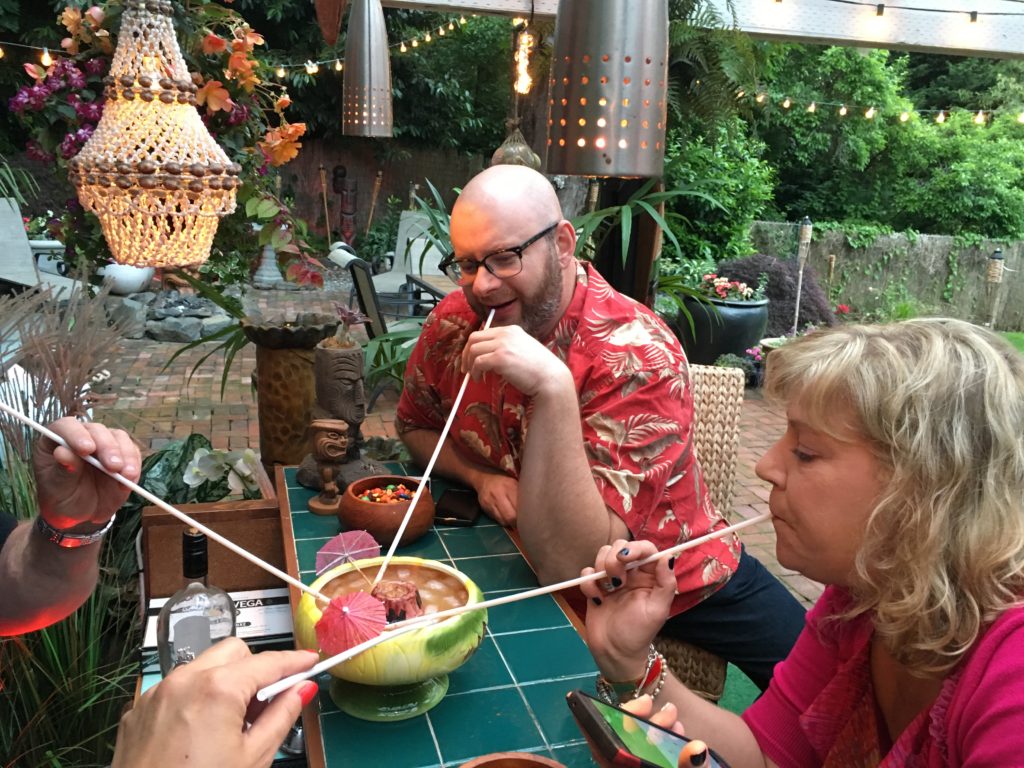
[[141, 497, 287, 600]]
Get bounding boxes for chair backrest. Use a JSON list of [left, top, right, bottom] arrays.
[[0, 198, 78, 295], [345, 255, 390, 339], [688, 364, 745, 514], [390, 210, 445, 276]]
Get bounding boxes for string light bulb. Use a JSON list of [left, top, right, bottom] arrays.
[[335, 59, 343, 71], [876, 3, 884, 16], [425, 31, 432, 42], [412, 38, 419, 47], [900, 110, 910, 122], [305, 60, 319, 74], [40, 47, 52, 66], [782, 97, 791, 109], [449, 21, 455, 30], [969, 11, 978, 22], [736, 90, 745, 99], [936, 110, 946, 123], [0, 46, 5, 60], [839, 104, 848, 116], [865, 106, 876, 119], [974, 109, 986, 124], [807, 101, 816, 113], [438, 25, 445, 35], [1018, 111, 1024, 123], [755, 93, 766, 104], [460, 15, 467, 24], [275, 65, 286, 77], [400, 42, 407, 52]]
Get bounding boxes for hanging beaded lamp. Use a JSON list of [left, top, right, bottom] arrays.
[[546, 0, 669, 177], [68, 0, 240, 267]]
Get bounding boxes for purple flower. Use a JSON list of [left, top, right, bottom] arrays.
[[8, 91, 29, 113], [26, 141, 54, 162], [67, 70, 86, 90], [226, 103, 250, 126], [66, 198, 83, 213], [60, 134, 80, 159], [83, 57, 108, 76]]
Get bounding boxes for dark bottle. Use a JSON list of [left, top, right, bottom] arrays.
[[155, 527, 236, 676]]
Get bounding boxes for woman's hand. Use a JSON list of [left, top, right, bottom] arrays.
[[580, 539, 677, 682], [33, 418, 141, 531], [112, 638, 320, 768]]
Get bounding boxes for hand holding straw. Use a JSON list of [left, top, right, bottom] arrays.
[[0, 401, 331, 604], [258, 511, 769, 701], [371, 308, 496, 588]]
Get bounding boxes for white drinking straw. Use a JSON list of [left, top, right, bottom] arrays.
[[0, 400, 330, 603], [257, 511, 770, 701], [371, 308, 496, 588]]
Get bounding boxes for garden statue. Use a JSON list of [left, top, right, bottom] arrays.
[[297, 305, 388, 491], [306, 419, 349, 515]]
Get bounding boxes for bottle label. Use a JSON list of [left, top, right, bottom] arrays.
[[169, 614, 214, 668]]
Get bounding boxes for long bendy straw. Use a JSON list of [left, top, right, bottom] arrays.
[[257, 511, 770, 701], [371, 308, 496, 588], [0, 400, 331, 604]]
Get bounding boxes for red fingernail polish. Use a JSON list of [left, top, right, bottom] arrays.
[[298, 681, 318, 707]]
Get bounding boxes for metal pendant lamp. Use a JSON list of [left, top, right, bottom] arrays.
[[342, 0, 393, 137], [546, 0, 669, 177], [68, 0, 239, 267]]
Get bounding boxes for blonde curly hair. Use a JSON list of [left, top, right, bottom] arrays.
[[764, 318, 1024, 675]]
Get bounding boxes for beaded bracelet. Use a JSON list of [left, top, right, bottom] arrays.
[[595, 645, 664, 705]]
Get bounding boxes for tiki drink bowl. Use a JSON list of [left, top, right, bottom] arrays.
[[294, 556, 487, 721]]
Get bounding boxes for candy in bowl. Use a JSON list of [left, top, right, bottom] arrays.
[[337, 475, 434, 547]]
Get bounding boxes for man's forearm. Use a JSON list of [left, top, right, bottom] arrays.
[[518, 382, 628, 584], [401, 428, 496, 489], [0, 520, 101, 635]]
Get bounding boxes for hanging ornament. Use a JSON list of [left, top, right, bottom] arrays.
[[68, 0, 239, 267], [314, 0, 349, 47], [491, 118, 542, 171]]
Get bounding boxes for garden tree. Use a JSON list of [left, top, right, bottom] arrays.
[[904, 53, 1007, 112], [751, 44, 911, 223]]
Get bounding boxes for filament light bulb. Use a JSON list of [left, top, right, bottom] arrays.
[[41, 47, 52, 66]]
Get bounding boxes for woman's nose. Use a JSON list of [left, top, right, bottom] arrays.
[[755, 439, 785, 488]]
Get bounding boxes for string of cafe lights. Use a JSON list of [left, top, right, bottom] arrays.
[[744, 90, 1024, 124], [0, 14, 475, 76], [775, 0, 1024, 21]]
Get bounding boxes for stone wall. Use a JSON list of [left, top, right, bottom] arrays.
[[750, 222, 1024, 332]]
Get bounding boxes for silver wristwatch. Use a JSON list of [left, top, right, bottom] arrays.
[[35, 514, 116, 548]]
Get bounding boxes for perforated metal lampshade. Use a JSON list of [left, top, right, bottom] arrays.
[[546, 0, 669, 177], [68, 0, 238, 267], [342, 0, 393, 137]]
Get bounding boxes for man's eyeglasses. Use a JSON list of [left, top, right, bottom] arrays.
[[440, 222, 559, 283]]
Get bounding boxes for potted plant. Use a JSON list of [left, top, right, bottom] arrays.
[[668, 272, 769, 365]]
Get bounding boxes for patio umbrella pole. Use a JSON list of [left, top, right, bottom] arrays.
[[370, 308, 495, 588], [0, 400, 331, 604], [258, 511, 770, 701]]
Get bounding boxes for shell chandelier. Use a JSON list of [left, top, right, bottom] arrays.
[[68, 0, 239, 267]]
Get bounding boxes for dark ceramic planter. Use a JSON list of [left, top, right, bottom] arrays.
[[670, 296, 769, 365]]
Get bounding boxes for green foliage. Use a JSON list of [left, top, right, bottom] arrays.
[[662, 117, 775, 267], [411, 180, 455, 269], [364, 324, 424, 394], [356, 195, 403, 272], [1001, 332, 1024, 355], [0, 154, 38, 206], [713, 352, 755, 377], [119, 434, 234, 518], [864, 281, 929, 322]]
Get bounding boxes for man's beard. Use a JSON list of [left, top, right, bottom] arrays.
[[466, 243, 564, 338]]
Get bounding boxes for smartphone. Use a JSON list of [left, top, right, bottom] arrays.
[[433, 488, 482, 527], [566, 690, 730, 768]]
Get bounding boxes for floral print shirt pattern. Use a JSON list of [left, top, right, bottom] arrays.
[[396, 262, 740, 613]]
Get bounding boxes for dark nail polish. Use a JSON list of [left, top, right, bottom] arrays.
[[667, 557, 675, 570], [690, 749, 708, 766], [591, 596, 602, 606], [619, 547, 630, 556], [610, 577, 622, 588]]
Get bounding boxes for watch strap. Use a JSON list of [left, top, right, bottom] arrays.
[[35, 513, 116, 548]]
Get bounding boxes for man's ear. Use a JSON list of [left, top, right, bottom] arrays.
[[555, 220, 577, 266]]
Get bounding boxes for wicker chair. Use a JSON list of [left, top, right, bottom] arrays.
[[653, 363, 746, 703]]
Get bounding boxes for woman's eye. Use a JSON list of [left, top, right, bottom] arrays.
[[792, 448, 816, 463]]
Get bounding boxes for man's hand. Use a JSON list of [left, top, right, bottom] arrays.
[[472, 472, 519, 526], [581, 539, 677, 683], [33, 418, 140, 531], [113, 638, 320, 768], [461, 326, 573, 399]]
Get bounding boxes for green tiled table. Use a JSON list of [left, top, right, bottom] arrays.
[[277, 466, 599, 768]]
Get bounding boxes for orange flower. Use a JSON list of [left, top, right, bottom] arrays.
[[202, 33, 227, 55], [195, 79, 234, 113], [275, 94, 292, 111], [233, 26, 265, 52], [259, 122, 306, 167], [61, 7, 83, 36]]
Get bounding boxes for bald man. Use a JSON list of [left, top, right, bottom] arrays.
[[396, 166, 804, 689]]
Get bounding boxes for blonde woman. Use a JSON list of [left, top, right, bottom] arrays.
[[582, 319, 1024, 766]]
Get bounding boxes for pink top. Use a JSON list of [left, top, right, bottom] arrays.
[[396, 262, 740, 614], [742, 586, 1024, 766]]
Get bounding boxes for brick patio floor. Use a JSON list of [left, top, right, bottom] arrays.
[[89, 287, 823, 608]]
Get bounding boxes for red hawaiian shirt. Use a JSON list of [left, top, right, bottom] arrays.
[[396, 262, 740, 614]]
